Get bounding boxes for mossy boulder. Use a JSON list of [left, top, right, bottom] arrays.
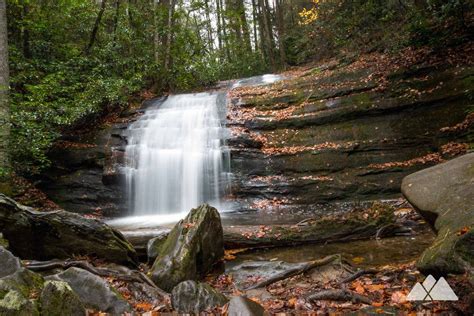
[[171, 280, 228, 313], [0, 246, 21, 278], [0, 268, 44, 316], [149, 204, 224, 291], [0, 194, 138, 267], [47, 267, 132, 315], [0, 290, 39, 316], [39, 281, 85, 316], [402, 153, 474, 275]]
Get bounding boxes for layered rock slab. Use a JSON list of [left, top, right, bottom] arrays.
[[0, 194, 138, 267]]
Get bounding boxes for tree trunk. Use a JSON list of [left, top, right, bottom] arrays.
[[258, 0, 275, 70], [153, 0, 160, 63], [275, 0, 286, 68], [21, 0, 31, 58], [112, 0, 121, 46], [219, 0, 230, 60], [216, 0, 223, 53], [163, 0, 176, 72], [0, 0, 10, 185], [251, 0, 259, 52], [204, 0, 214, 51], [236, 0, 251, 52], [85, 0, 107, 55]]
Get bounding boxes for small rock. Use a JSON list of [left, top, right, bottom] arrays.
[[39, 280, 85, 316], [150, 204, 224, 291], [171, 280, 228, 313], [0, 246, 21, 278], [228, 296, 265, 316], [47, 267, 132, 315], [146, 234, 167, 263]]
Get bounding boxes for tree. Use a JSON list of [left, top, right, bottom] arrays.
[[85, 0, 107, 55], [0, 0, 10, 186]]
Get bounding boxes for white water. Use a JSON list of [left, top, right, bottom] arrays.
[[123, 92, 231, 217]]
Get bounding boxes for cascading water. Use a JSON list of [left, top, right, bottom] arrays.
[[123, 92, 231, 218]]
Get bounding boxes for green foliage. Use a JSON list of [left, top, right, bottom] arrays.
[[284, 0, 472, 64], [7, 0, 266, 174]]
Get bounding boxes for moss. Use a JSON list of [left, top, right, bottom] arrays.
[[0, 291, 40, 316]]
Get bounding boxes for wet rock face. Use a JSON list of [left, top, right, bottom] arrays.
[[228, 66, 472, 213], [47, 267, 132, 315], [402, 153, 474, 275], [38, 125, 130, 216], [0, 194, 138, 267], [150, 204, 224, 292], [171, 280, 228, 313]]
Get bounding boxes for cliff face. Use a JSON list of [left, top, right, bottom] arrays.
[[226, 57, 472, 214], [37, 54, 473, 217]]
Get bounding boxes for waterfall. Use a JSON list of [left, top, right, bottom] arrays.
[[124, 92, 231, 216]]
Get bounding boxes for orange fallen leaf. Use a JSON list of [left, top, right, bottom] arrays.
[[457, 226, 469, 236], [287, 297, 297, 308]]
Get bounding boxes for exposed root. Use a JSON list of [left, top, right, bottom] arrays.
[[307, 289, 372, 305]]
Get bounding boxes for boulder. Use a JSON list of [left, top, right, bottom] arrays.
[[228, 296, 265, 316], [0, 247, 21, 278], [149, 204, 224, 291], [39, 280, 85, 316], [47, 267, 132, 315], [401, 153, 474, 275], [0, 268, 44, 316], [146, 234, 167, 263], [0, 290, 39, 316], [171, 280, 228, 313], [0, 194, 138, 267]]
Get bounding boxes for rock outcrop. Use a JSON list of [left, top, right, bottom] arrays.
[[228, 65, 472, 213], [0, 194, 138, 266], [402, 153, 474, 275], [171, 280, 228, 313], [149, 204, 224, 292]]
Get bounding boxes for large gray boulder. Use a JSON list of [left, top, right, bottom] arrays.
[[401, 153, 474, 275], [149, 204, 224, 291], [0, 246, 21, 278], [171, 280, 228, 313], [0, 194, 138, 267], [47, 267, 132, 315]]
